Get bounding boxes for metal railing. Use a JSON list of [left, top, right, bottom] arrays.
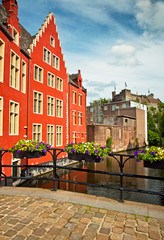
[[0, 148, 164, 203]]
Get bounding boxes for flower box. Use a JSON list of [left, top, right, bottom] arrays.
[[68, 153, 103, 163], [13, 151, 47, 159], [143, 160, 164, 170]]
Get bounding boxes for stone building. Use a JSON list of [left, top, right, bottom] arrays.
[[87, 92, 147, 151], [112, 89, 160, 109]]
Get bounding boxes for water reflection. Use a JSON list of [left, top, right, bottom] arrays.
[[21, 154, 164, 206]]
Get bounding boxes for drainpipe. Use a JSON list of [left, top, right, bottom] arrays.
[[27, 58, 31, 139], [68, 78, 71, 143]]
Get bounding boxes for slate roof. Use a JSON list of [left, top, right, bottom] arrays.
[[69, 73, 87, 92], [0, 4, 33, 57]]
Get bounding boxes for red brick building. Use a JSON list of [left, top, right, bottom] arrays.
[[0, 0, 87, 176]]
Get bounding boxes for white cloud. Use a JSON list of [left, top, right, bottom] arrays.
[[109, 44, 140, 67], [136, 0, 164, 38]]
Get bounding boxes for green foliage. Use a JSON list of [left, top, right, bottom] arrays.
[[65, 142, 112, 159], [147, 102, 164, 146], [90, 98, 110, 106], [9, 139, 51, 153], [135, 146, 164, 163], [106, 137, 113, 148]]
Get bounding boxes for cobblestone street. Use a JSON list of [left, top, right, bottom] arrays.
[[0, 192, 164, 240]]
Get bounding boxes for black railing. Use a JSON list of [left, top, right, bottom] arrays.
[[0, 148, 164, 203]]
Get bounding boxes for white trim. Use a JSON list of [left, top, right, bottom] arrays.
[[47, 124, 55, 147], [10, 50, 20, 91], [47, 95, 55, 116], [9, 100, 19, 136], [50, 36, 55, 47], [33, 90, 43, 114], [32, 123, 42, 141], [43, 47, 51, 65], [56, 125, 63, 146], [34, 64, 43, 83], [0, 38, 5, 83]]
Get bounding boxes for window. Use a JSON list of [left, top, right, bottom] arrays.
[[48, 72, 55, 88], [56, 99, 63, 117], [104, 106, 108, 111], [34, 65, 43, 83], [57, 77, 63, 91], [90, 108, 93, 113], [73, 111, 76, 125], [78, 112, 82, 125], [125, 119, 128, 123], [13, 27, 19, 45], [53, 54, 59, 70], [0, 39, 5, 83], [56, 126, 62, 146], [82, 132, 84, 139], [112, 105, 116, 111], [43, 47, 51, 64], [0, 97, 3, 135], [21, 61, 26, 93], [73, 132, 77, 144], [10, 51, 20, 90], [122, 103, 126, 108], [33, 124, 42, 141], [9, 101, 19, 135], [50, 36, 55, 47], [73, 91, 76, 104], [78, 94, 82, 106], [33, 91, 43, 114], [47, 96, 55, 116], [47, 125, 54, 147]]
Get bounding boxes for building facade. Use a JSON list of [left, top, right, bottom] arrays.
[[0, 0, 87, 176], [87, 99, 147, 151]]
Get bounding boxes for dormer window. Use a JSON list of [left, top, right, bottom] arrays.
[[13, 28, 19, 46]]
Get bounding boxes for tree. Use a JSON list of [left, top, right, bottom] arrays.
[[147, 102, 164, 146]]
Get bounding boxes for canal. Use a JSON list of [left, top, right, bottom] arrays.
[[20, 150, 164, 206]]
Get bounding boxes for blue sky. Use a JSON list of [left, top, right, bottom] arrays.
[[16, 0, 164, 104]]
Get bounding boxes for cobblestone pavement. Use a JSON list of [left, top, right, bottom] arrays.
[[0, 195, 164, 240]]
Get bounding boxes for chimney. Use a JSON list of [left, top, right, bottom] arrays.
[[2, 0, 19, 29]]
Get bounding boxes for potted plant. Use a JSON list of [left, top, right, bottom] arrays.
[[65, 142, 112, 163], [10, 139, 51, 159], [134, 146, 164, 170]]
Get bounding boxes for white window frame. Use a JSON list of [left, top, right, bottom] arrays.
[[9, 100, 19, 135], [78, 112, 82, 125], [33, 91, 43, 114], [73, 131, 77, 144], [47, 124, 55, 147], [56, 77, 63, 91], [50, 36, 55, 47], [32, 123, 42, 142], [53, 54, 60, 70], [73, 91, 76, 104], [56, 125, 63, 146], [47, 95, 55, 116], [10, 50, 20, 90], [56, 98, 63, 118], [34, 64, 43, 83], [21, 60, 26, 93], [78, 94, 82, 106], [47, 72, 55, 88], [13, 27, 19, 46], [73, 110, 76, 125], [43, 47, 51, 65], [0, 39, 5, 83], [0, 97, 3, 136]]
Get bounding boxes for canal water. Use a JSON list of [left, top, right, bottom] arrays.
[[21, 151, 164, 206]]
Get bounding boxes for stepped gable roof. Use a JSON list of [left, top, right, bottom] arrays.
[[0, 4, 32, 57]]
